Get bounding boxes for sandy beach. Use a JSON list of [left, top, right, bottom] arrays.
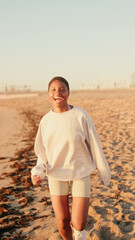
[[0, 89, 135, 240]]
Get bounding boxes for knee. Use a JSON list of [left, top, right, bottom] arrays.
[[58, 217, 70, 231], [72, 221, 86, 231]]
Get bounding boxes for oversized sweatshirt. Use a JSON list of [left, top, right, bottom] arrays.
[[31, 106, 111, 185]]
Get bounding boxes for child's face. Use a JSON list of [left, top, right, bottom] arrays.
[[48, 80, 69, 108]]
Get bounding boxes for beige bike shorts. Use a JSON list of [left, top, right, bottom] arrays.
[[48, 175, 90, 197]]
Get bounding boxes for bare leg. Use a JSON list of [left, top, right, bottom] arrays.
[[71, 197, 89, 231], [51, 195, 73, 240]]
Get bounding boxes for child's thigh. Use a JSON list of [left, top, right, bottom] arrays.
[[71, 175, 90, 198], [48, 177, 69, 195]]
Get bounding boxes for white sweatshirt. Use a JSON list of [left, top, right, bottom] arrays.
[[31, 106, 111, 185]]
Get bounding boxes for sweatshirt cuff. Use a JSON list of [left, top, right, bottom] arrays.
[[31, 164, 46, 179], [100, 171, 111, 186]]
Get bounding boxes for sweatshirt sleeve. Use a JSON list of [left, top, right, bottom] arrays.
[[85, 114, 111, 186], [31, 121, 48, 179]]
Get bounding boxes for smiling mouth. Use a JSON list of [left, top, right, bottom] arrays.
[[54, 97, 64, 103]]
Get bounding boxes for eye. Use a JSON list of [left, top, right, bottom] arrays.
[[50, 88, 56, 92], [60, 88, 66, 92]]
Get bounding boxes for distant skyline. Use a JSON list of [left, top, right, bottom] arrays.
[[0, 0, 135, 91]]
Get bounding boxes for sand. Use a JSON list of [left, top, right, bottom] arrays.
[[0, 89, 135, 240]]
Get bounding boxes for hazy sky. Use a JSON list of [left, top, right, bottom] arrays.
[[0, 0, 135, 90]]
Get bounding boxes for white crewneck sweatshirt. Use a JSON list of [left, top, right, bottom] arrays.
[[31, 106, 111, 185]]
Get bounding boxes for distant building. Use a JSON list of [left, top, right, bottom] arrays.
[[5, 85, 31, 93]]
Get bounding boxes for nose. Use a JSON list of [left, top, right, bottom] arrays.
[[56, 88, 62, 94]]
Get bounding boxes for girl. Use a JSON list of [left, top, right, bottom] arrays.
[[31, 76, 111, 240]]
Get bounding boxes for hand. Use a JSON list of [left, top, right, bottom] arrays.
[[32, 175, 42, 186]]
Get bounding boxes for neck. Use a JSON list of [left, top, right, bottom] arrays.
[[53, 105, 70, 113]]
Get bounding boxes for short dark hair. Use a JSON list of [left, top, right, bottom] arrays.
[[48, 76, 70, 92]]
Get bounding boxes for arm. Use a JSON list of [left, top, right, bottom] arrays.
[[86, 115, 111, 186], [31, 121, 48, 185]]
